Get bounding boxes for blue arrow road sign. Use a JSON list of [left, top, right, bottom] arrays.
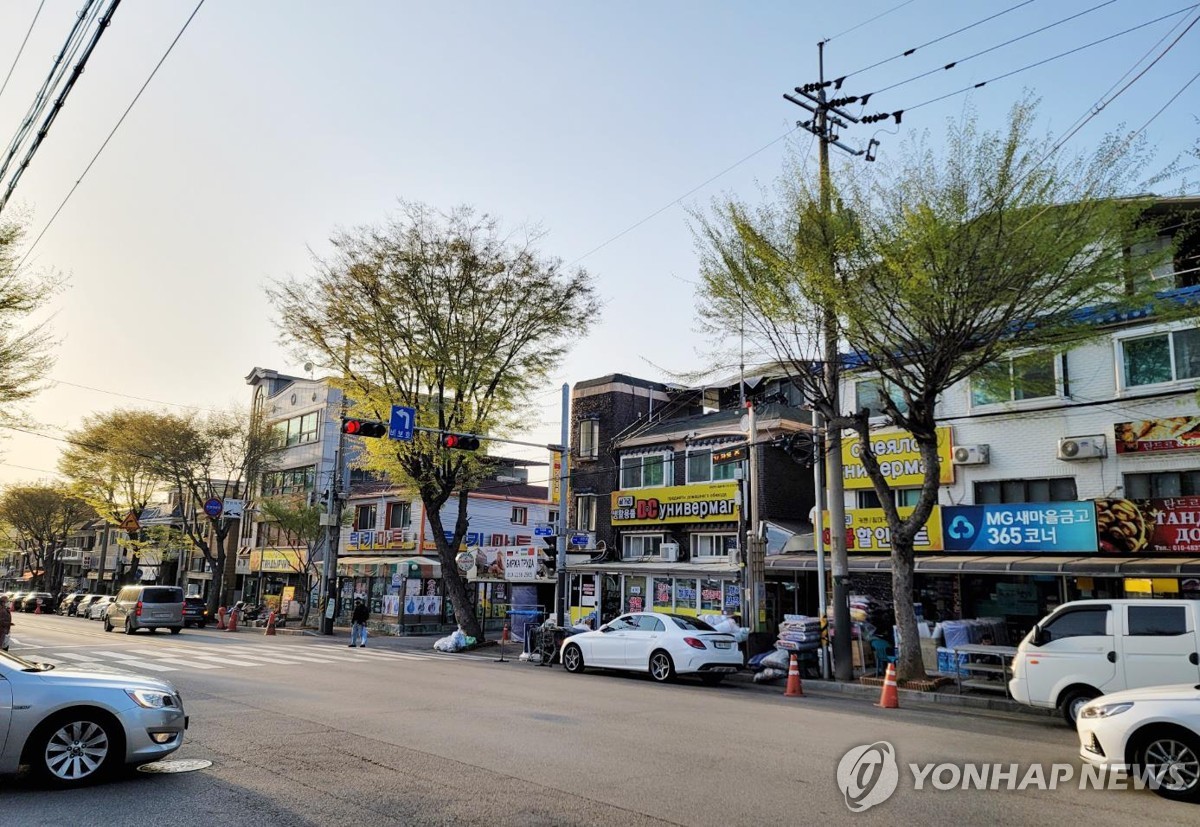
[[570, 533, 591, 547], [389, 405, 416, 441], [534, 525, 554, 537]]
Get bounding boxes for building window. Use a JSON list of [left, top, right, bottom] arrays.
[[1120, 327, 1200, 388], [620, 454, 667, 489], [1124, 471, 1200, 499], [574, 495, 597, 531], [511, 506, 528, 525], [578, 419, 599, 459], [691, 533, 737, 558], [974, 478, 1077, 504], [856, 379, 909, 417], [856, 489, 923, 509], [386, 502, 411, 530], [622, 534, 663, 560], [261, 465, 316, 497], [548, 509, 559, 525], [276, 411, 321, 447], [353, 504, 377, 531], [970, 352, 1058, 406], [686, 449, 740, 484]]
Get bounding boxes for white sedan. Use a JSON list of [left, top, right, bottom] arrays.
[[1078, 683, 1200, 803], [559, 612, 743, 685], [88, 596, 116, 621]]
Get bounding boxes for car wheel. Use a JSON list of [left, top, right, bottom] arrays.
[[649, 650, 675, 683], [198, 623, 206, 629], [31, 713, 118, 788], [1060, 688, 1098, 728], [699, 674, 725, 686], [170, 627, 181, 635], [103, 616, 112, 632], [562, 644, 585, 674], [1132, 728, 1200, 802], [124, 618, 135, 635]]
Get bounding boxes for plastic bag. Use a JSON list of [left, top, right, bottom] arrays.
[[433, 634, 458, 652]]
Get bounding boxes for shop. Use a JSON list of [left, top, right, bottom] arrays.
[[568, 562, 742, 627], [336, 555, 443, 628], [464, 546, 557, 639]]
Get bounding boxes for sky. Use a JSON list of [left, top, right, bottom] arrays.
[[0, 0, 1196, 488]]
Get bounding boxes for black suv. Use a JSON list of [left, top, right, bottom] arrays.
[[182, 596, 209, 628]]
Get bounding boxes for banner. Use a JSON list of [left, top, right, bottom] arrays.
[[1096, 496, 1200, 553], [1115, 416, 1200, 454], [611, 481, 739, 525], [943, 503, 1098, 553], [502, 547, 539, 581], [250, 549, 306, 573], [550, 450, 563, 504], [822, 506, 943, 553], [347, 528, 418, 552], [841, 427, 954, 489]]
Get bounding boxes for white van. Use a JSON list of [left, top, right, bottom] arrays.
[[1009, 599, 1200, 727]]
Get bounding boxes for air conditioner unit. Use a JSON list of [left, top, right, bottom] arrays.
[[952, 444, 990, 466], [659, 542, 680, 562], [1058, 435, 1107, 460]]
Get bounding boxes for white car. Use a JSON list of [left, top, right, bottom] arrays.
[[559, 612, 743, 685], [1078, 684, 1200, 803], [88, 596, 116, 621]]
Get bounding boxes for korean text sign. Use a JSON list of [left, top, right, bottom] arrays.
[[942, 503, 1098, 553], [821, 507, 944, 553]]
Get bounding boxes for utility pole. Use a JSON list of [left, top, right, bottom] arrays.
[[784, 41, 879, 682], [555, 383, 570, 625], [320, 343, 352, 635]]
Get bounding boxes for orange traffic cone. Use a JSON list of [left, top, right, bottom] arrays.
[[496, 622, 511, 663], [877, 662, 899, 709], [784, 653, 804, 697], [216, 606, 226, 630], [264, 611, 277, 636], [225, 607, 239, 632]]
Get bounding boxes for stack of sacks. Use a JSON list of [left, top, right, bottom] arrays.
[[775, 615, 822, 653], [752, 647, 794, 683]]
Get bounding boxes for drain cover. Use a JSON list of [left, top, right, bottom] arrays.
[[137, 758, 213, 774]]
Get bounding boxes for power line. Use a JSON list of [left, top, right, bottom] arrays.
[[1131, 67, 1200, 138], [0, 0, 47, 104], [49, 378, 222, 413], [16, 0, 207, 268], [826, 0, 918, 42]]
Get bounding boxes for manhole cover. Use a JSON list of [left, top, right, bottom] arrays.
[[137, 758, 213, 774]]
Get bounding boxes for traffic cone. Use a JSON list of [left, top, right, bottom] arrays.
[[225, 607, 238, 633], [496, 622, 510, 663], [216, 606, 226, 630], [264, 611, 277, 636], [784, 653, 804, 697], [877, 662, 899, 709]]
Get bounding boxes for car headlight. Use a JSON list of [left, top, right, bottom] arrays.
[[1080, 702, 1133, 719], [126, 689, 175, 709]]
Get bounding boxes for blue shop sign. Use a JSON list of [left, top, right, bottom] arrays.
[[942, 503, 1098, 553]]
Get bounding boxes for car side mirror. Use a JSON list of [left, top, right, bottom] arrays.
[[1031, 626, 1047, 647]]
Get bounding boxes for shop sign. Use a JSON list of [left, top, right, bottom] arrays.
[[610, 481, 739, 525], [1096, 496, 1200, 553], [943, 503, 1098, 553], [822, 507, 943, 553], [348, 528, 418, 552], [250, 549, 306, 573], [712, 446, 747, 464], [841, 427, 954, 490], [723, 583, 742, 610], [1115, 416, 1200, 454], [502, 547, 539, 581], [550, 450, 563, 504]]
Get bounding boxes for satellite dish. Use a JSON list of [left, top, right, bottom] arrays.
[[303, 361, 314, 374]]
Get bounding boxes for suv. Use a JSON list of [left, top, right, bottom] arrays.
[[182, 597, 209, 628], [105, 586, 185, 635]]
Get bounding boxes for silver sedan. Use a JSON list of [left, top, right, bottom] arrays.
[[0, 650, 187, 787]]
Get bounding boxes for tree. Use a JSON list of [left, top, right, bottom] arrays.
[[269, 202, 599, 641], [0, 219, 59, 423], [256, 496, 338, 625], [695, 100, 1177, 680], [0, 483, 92, 592]]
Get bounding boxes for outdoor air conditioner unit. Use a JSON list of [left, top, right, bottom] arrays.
[[659, 542, 680, 562], [1058, 435, 1107, 460], [952, 444, 990, 466]]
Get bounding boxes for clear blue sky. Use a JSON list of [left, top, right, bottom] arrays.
[[0, 0, 1196, 483]]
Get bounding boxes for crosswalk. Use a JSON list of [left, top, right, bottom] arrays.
[[21, 641, 480, 675]]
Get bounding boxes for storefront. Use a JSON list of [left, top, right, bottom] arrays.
[[568, 562, 742, 626], [336, 555, 443, 628], [464, 547, 557, 637]]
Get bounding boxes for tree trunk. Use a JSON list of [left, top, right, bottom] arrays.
[[891, 538, 925, 682], [423, 503, 483, 641]]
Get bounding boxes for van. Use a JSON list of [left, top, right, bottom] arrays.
[[104, 585, 185, 635], [1009, 599, 1200, 726]]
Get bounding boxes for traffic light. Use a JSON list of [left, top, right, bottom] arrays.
[[342, 418, 387, 438], [440, 432, 481, 451]]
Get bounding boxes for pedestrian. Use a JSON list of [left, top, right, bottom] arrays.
[[0, 595, 12, 652], [350, 598, 369, 648]]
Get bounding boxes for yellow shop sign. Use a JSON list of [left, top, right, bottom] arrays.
[[821, 506, 943, 553], [611, 481, 740, 525], [841, 427, 954, 490]]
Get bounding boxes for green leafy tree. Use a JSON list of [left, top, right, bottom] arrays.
[[256, 496, 343, 625], [0, 483, 92, 591], [0, 219, 59, 422], [268, 202, 599, 641]]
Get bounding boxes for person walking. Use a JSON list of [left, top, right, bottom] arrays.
[[0, 595, 13, 651], [350, 598, 369, 648]]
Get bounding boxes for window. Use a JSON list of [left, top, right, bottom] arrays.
[[856, 379, 909, 417], [609, 615, 638, 631], [700, 580, 723, 612], [574, 495, 597, 531], [975, 478, 1076, 504], [652, 577, 673, 610], [386, 502, 411, 530], [548, 509, 559, 525], [1124, 471, 1200, 499], [261, 466, 316, 497], [620, 454, 667, 488], [971, 353, 1058, 406], [276, 411, 321, 447], [668, 614, 717, 631], [354, 504, 377, 531], [673, 578, 697, 612], [634, 615, 665, 632], [687, 449, 740, 484], [1128, 606, 1187, 636], [510, 506, 528, 525], [691, 534, 737, 558], [1121, 327, 1200, 387], [578, 419, 599, 459], [1040, 608, 1108, 641], [622, 534, 663, 559], [857, 489, 923, 509]]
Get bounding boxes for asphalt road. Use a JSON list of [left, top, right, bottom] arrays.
[[3, 613, 1197, 826]]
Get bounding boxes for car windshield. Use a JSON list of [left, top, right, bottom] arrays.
[[143, 588, 183, 604], [0, 650, 55, 672], [666, 615, 717, 632]]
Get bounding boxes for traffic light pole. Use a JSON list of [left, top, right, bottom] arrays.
[[321, 389, 349, 635], [555, 383, 569, 626]]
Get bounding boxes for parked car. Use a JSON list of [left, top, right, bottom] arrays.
[[104, 586, 184, 635], [88, 596, 116, 621], [1009, 599, 1200, 727], [1078, 683, 1200, 803], [182, 597, 209, 629], [0, 649, 187, 787], [558, 612, 743, 684], [18, 592, 56, 613], [75, 594, 103, 618], [7, 592, 26, 608], [57, 593, 86, 616]]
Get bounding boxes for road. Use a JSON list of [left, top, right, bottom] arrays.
[[2, 613, 1196, 826]]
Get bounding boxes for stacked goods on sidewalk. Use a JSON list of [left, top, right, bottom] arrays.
[[931, 617, 1008, 677], [749, 615, 823, 684]]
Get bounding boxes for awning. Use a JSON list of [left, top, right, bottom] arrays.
[[337, 555, 442, 578], [570, 561, 740, 578], [765, 553, 1200, 576]]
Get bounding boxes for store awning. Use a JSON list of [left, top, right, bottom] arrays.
[[337, 555, 442, 578], [765, 553, 1200, 576], [570, 561, 740, 578]]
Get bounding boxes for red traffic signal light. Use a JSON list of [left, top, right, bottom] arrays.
[[342, 418, 388, 438], [440, 433, 481, 451]]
